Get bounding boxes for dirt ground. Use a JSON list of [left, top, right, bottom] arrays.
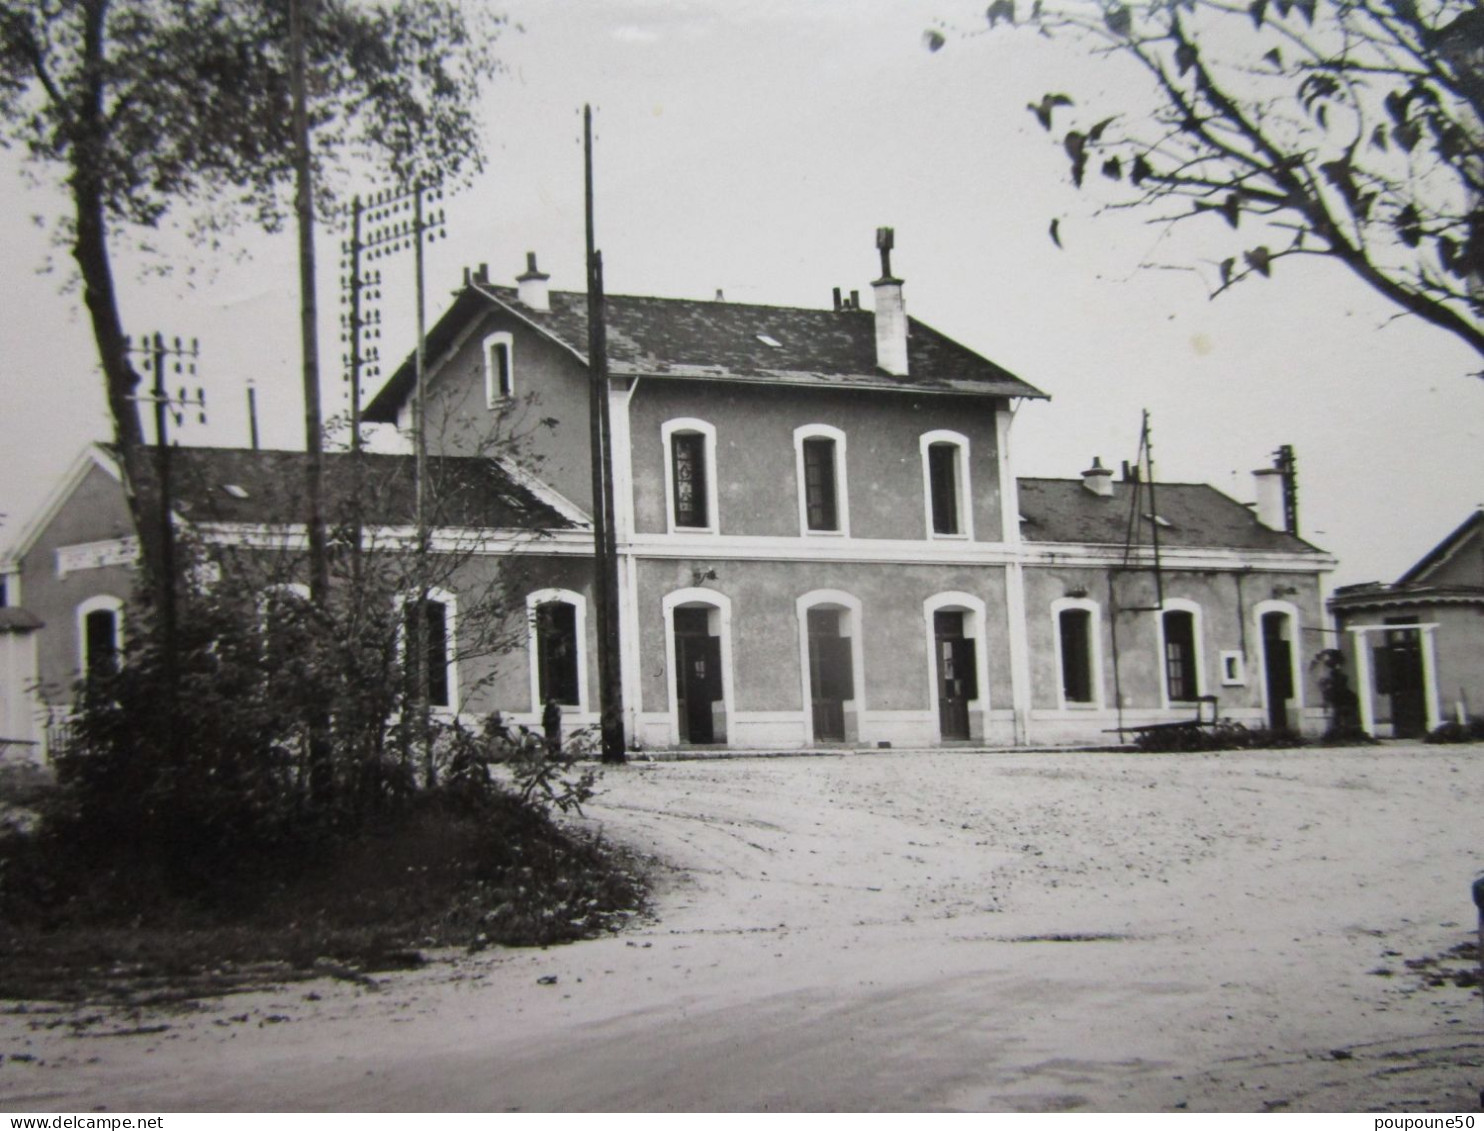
[[1, 744, 1481, 1113]]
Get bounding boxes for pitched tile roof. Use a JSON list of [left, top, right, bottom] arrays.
[[1016, 478, 1327, 555], [135, 447, 571, 530], [364, 283, 1045, 421]]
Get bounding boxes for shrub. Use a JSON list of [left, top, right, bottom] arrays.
[[1424, 717, 1484, 744]]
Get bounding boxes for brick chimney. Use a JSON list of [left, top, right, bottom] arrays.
[[871, 227, 908, 377], [1081, 456, 1114, 497], [516, 252, 550, 312]]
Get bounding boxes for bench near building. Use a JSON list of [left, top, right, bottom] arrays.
[[0, 235, 1337, 756]]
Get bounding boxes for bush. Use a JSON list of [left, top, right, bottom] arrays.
[[1133, 721, 1308, 753], [1424, 717, 1484, 744]]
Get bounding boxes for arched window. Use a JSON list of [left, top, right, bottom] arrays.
[[76, 595, 124, 680], [527, 588, 588, 712], [919, 430, 972, 540], [1158, 599, 1205, 706], [661, 418, 719, 533], [1050, 597, 1103, 709], [484, 331, 514, 406], [399, 588, 458, 711], [793, 424, 849, 535]]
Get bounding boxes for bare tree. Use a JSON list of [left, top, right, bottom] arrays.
[[939, 0, 1483, 365]]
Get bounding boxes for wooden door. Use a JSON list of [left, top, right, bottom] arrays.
[[934, 611, 974, 740], [807, 609, 851, 742]]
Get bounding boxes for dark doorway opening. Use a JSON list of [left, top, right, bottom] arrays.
[[674, 606, 722, 744], [934, 610, 976, 740], [1377, 617, 1426, 738], [1261, 611, 1294, 732], [807, 607, 853, 742]]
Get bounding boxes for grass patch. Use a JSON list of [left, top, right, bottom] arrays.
[[0, 786, 649, 1004]]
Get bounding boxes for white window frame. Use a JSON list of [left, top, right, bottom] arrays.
[[919, 429, 973, 541], [526, 588, 589, 714], [793, 424, 849, 537], [661, 417, 719, 534], [395, 586, 460, 713], [76, 594, 125, 678], [922, 592, 990, 715], [661, 588, 735, 747], [795, 589, 866, 746], [1156, 597, 1206, 709], [484, 331, 515, 407], [1253, 599, 1304, 712], [1049, 596, 1104, 710]]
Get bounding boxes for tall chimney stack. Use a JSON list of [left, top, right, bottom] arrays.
[[1252, 465, 1286, 531], [516, 252, 550, 312], [871, 227, 908, 377]]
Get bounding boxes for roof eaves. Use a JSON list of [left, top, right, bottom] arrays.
[[1397, 508, 1484, 585]]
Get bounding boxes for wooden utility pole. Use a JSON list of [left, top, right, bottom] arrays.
[[584, 104, 626, 764], [289, 0, 330, 609]]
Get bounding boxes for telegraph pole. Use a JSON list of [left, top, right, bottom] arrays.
[[353, 181, 448, 778], [585, 104, 626, 763], [126, 334, 204, 760]]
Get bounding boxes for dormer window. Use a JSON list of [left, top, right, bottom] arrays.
[[484, 331, 514, 406], [756, 334, 782, 348]]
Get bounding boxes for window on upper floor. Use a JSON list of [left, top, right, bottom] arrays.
[[920, 431, 971, 539], [663, 419, 718, 533], [794, 425, 848, 535], [484, 331, 514, 406]]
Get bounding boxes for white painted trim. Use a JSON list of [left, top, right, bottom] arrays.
[[1346, 622, 1443, 734], [919, 430, 974, 541], [483, 330, 515, 407], [494, 457, 592, 528], [793, 424, 850, 537], [922, 592, 991, 730], [795, 589, 866, 747], [1252, 599, 1304, 715], [469, 282, 592, 368], [661, 588, 735, 747], [394, 585, 460, 714], [5, 445, 121, 564], [661, 417, 720, 535], [75, 594, 125, 679], [996, 403, 1022, 546], [195, 523, 597, 555], [613, 381, 644, 735], [1049, 596, 1106, 711], [525, 588, 589, 714], [1023, 543, 1337, 572], [56, 537, 140, 578], [1155, 597, 1206, 709]]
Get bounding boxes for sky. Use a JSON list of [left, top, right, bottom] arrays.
[[1, 0, 1480, 590]]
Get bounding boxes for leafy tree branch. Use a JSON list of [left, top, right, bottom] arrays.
[[941, 0, 1484, 366]]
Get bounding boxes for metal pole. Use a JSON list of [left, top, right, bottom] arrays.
[[247, 380, 261, 450]]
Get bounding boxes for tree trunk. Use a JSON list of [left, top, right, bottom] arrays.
[[71, 0, 168, 608]]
